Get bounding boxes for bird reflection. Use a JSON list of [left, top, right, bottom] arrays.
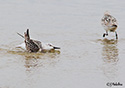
[[101, 38, 119, 79], [102, 39, 119, 63], [24, 57, 39, 69], [6, 48, 60, 72], [24, 53, 60, 72]]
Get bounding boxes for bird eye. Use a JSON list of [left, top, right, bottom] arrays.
[[48, 44, 52, 46]]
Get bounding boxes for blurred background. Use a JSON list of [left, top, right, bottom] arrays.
[[0, 0, 125, 88]]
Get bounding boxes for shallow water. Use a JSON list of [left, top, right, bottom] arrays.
[[0, 0, 125, 88]]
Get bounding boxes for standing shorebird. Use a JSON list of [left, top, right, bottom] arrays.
[[17, 29, 60, 52], [101, 11, 118, 39]]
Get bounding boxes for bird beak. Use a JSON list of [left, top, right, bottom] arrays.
[[53, 47, 61, 49]]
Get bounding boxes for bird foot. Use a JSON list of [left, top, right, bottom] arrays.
[[103, 33, 108, 37], [103, 33, 105, 37], [115, 31, 118, 39]]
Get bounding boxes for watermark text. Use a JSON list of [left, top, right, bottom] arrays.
[[106, 82, 123, 87]]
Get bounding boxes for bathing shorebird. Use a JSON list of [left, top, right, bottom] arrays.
[[17, 29, 60, 52], [101, 11, 118, 39]]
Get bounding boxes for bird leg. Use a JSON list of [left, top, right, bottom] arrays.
[[115, 31, 118, 39], [103, 33, 106, 37], [103, 31, 108, 37], [106, 30, 108, 36]]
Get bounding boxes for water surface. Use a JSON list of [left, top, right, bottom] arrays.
[[0, 0, 125, 88]]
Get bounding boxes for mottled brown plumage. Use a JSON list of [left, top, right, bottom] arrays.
[[101, 11, 118, 39], [24, 29, 42, 52]]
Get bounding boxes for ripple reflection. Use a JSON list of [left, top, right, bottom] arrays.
[[101, 38, 119, 79]]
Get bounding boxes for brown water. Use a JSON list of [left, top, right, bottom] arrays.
[[0, 0, 125, 88]]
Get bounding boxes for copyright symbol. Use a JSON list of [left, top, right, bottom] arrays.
[[107, 82, 112, 87]]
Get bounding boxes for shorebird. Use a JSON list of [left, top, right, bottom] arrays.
[[17, 42, 61, 51], [101, 11, 118, 39], [17, 29, 60, 52]]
